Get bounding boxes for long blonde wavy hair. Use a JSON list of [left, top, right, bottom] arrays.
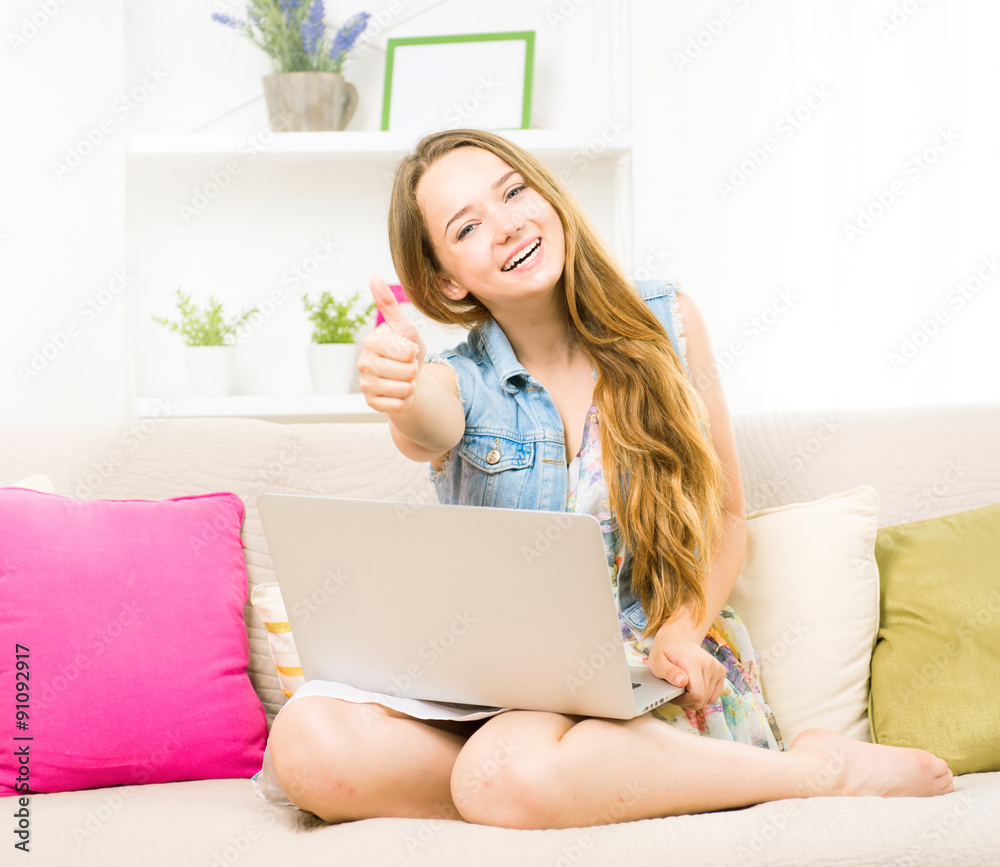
[[388, 129, 726, 638]]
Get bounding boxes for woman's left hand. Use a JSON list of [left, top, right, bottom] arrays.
[[647, 627, 726, 711]]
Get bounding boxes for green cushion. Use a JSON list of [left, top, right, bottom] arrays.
[[869, 502, 1000, 774]]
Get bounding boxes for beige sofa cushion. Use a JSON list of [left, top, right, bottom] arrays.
[[27, 772, 1000, 865], [729, 486, 881, 745]]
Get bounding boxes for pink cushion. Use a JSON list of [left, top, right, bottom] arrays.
[[0, 488, 267, 796]]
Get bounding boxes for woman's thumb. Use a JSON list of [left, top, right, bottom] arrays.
[[370, 277, 416, 339], [659, 660, 687, 687]]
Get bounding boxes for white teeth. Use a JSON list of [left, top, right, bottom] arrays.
[[502, 239, 541, 271]]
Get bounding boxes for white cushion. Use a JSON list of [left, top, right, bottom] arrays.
[[7, 474, 54, 492], [728, 485, 880, 744]]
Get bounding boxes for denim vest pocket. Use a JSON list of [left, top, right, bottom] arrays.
[[457, 431, 536, 508], [620, 598, 648, 634]]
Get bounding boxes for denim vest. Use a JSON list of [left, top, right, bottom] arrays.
[[425, 279, 692, 626]]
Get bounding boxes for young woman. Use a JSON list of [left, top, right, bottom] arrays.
[[258, 129, 954, 830]]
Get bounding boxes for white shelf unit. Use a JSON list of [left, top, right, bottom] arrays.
[[128, 3, 634, 423], [127, 129, 633, 160], [129, 129, 634, 422], [134, 393, 382, 424]]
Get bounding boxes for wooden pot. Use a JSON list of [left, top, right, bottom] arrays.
[[262, 72, 358, 132]]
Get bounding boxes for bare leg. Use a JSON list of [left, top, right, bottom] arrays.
[[450, 712, 956, 830], [267, 695, 480, 823]]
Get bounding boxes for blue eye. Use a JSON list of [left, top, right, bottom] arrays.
[[457, 224, 473, 240]]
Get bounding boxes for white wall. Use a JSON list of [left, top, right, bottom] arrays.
[[3, 0, 998, 422], [631, 0, 1000, 413], [1, 0, 125, 423]]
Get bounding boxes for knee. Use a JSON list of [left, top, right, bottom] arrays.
[[450, 731, 557, 829], [266, 697, 366, 814]]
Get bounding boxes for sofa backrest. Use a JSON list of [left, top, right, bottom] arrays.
[[2, 402, 997, 720]]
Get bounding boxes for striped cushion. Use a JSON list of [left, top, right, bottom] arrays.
[[249, 584, 304, 698]]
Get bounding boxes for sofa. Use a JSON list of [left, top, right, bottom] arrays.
[[2, 400, 999, 866]]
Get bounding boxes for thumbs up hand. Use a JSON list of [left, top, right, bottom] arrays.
[[358, 276, 427, 414]]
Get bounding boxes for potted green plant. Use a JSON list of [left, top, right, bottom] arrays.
[[303, 289, 375, 394], [151, 288, 259, 397], [212, 3, 371, 132]]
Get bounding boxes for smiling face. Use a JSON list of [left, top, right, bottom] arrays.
[[415, 146, 567, 318]]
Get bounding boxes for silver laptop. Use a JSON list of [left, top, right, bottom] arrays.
[[256, 494, 684, 720]]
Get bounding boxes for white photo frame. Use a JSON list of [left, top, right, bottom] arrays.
[[381, 31, 535, 133]]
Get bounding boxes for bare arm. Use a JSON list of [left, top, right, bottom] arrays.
[[385, 362, 465, 463], [659, 289, 747, 643]]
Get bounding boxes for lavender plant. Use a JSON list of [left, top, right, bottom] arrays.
[[213, 2, 371, 74]]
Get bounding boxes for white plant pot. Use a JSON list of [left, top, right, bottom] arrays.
[[184, 345, 235, 397], [308, 342, 356, 395]]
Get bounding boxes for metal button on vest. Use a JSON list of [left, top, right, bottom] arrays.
[[487, 438, 501, 464]]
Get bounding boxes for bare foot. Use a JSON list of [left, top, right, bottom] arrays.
[[788, 728, 955, 799]]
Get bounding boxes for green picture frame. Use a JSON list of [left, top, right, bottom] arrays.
[[381, 31, 535, 133]]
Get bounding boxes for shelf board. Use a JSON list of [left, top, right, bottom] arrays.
[[134, 393, 384, 423], [126, 129, 632, 160]]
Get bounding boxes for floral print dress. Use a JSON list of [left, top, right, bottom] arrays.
[[566, 404, 785, 750]]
